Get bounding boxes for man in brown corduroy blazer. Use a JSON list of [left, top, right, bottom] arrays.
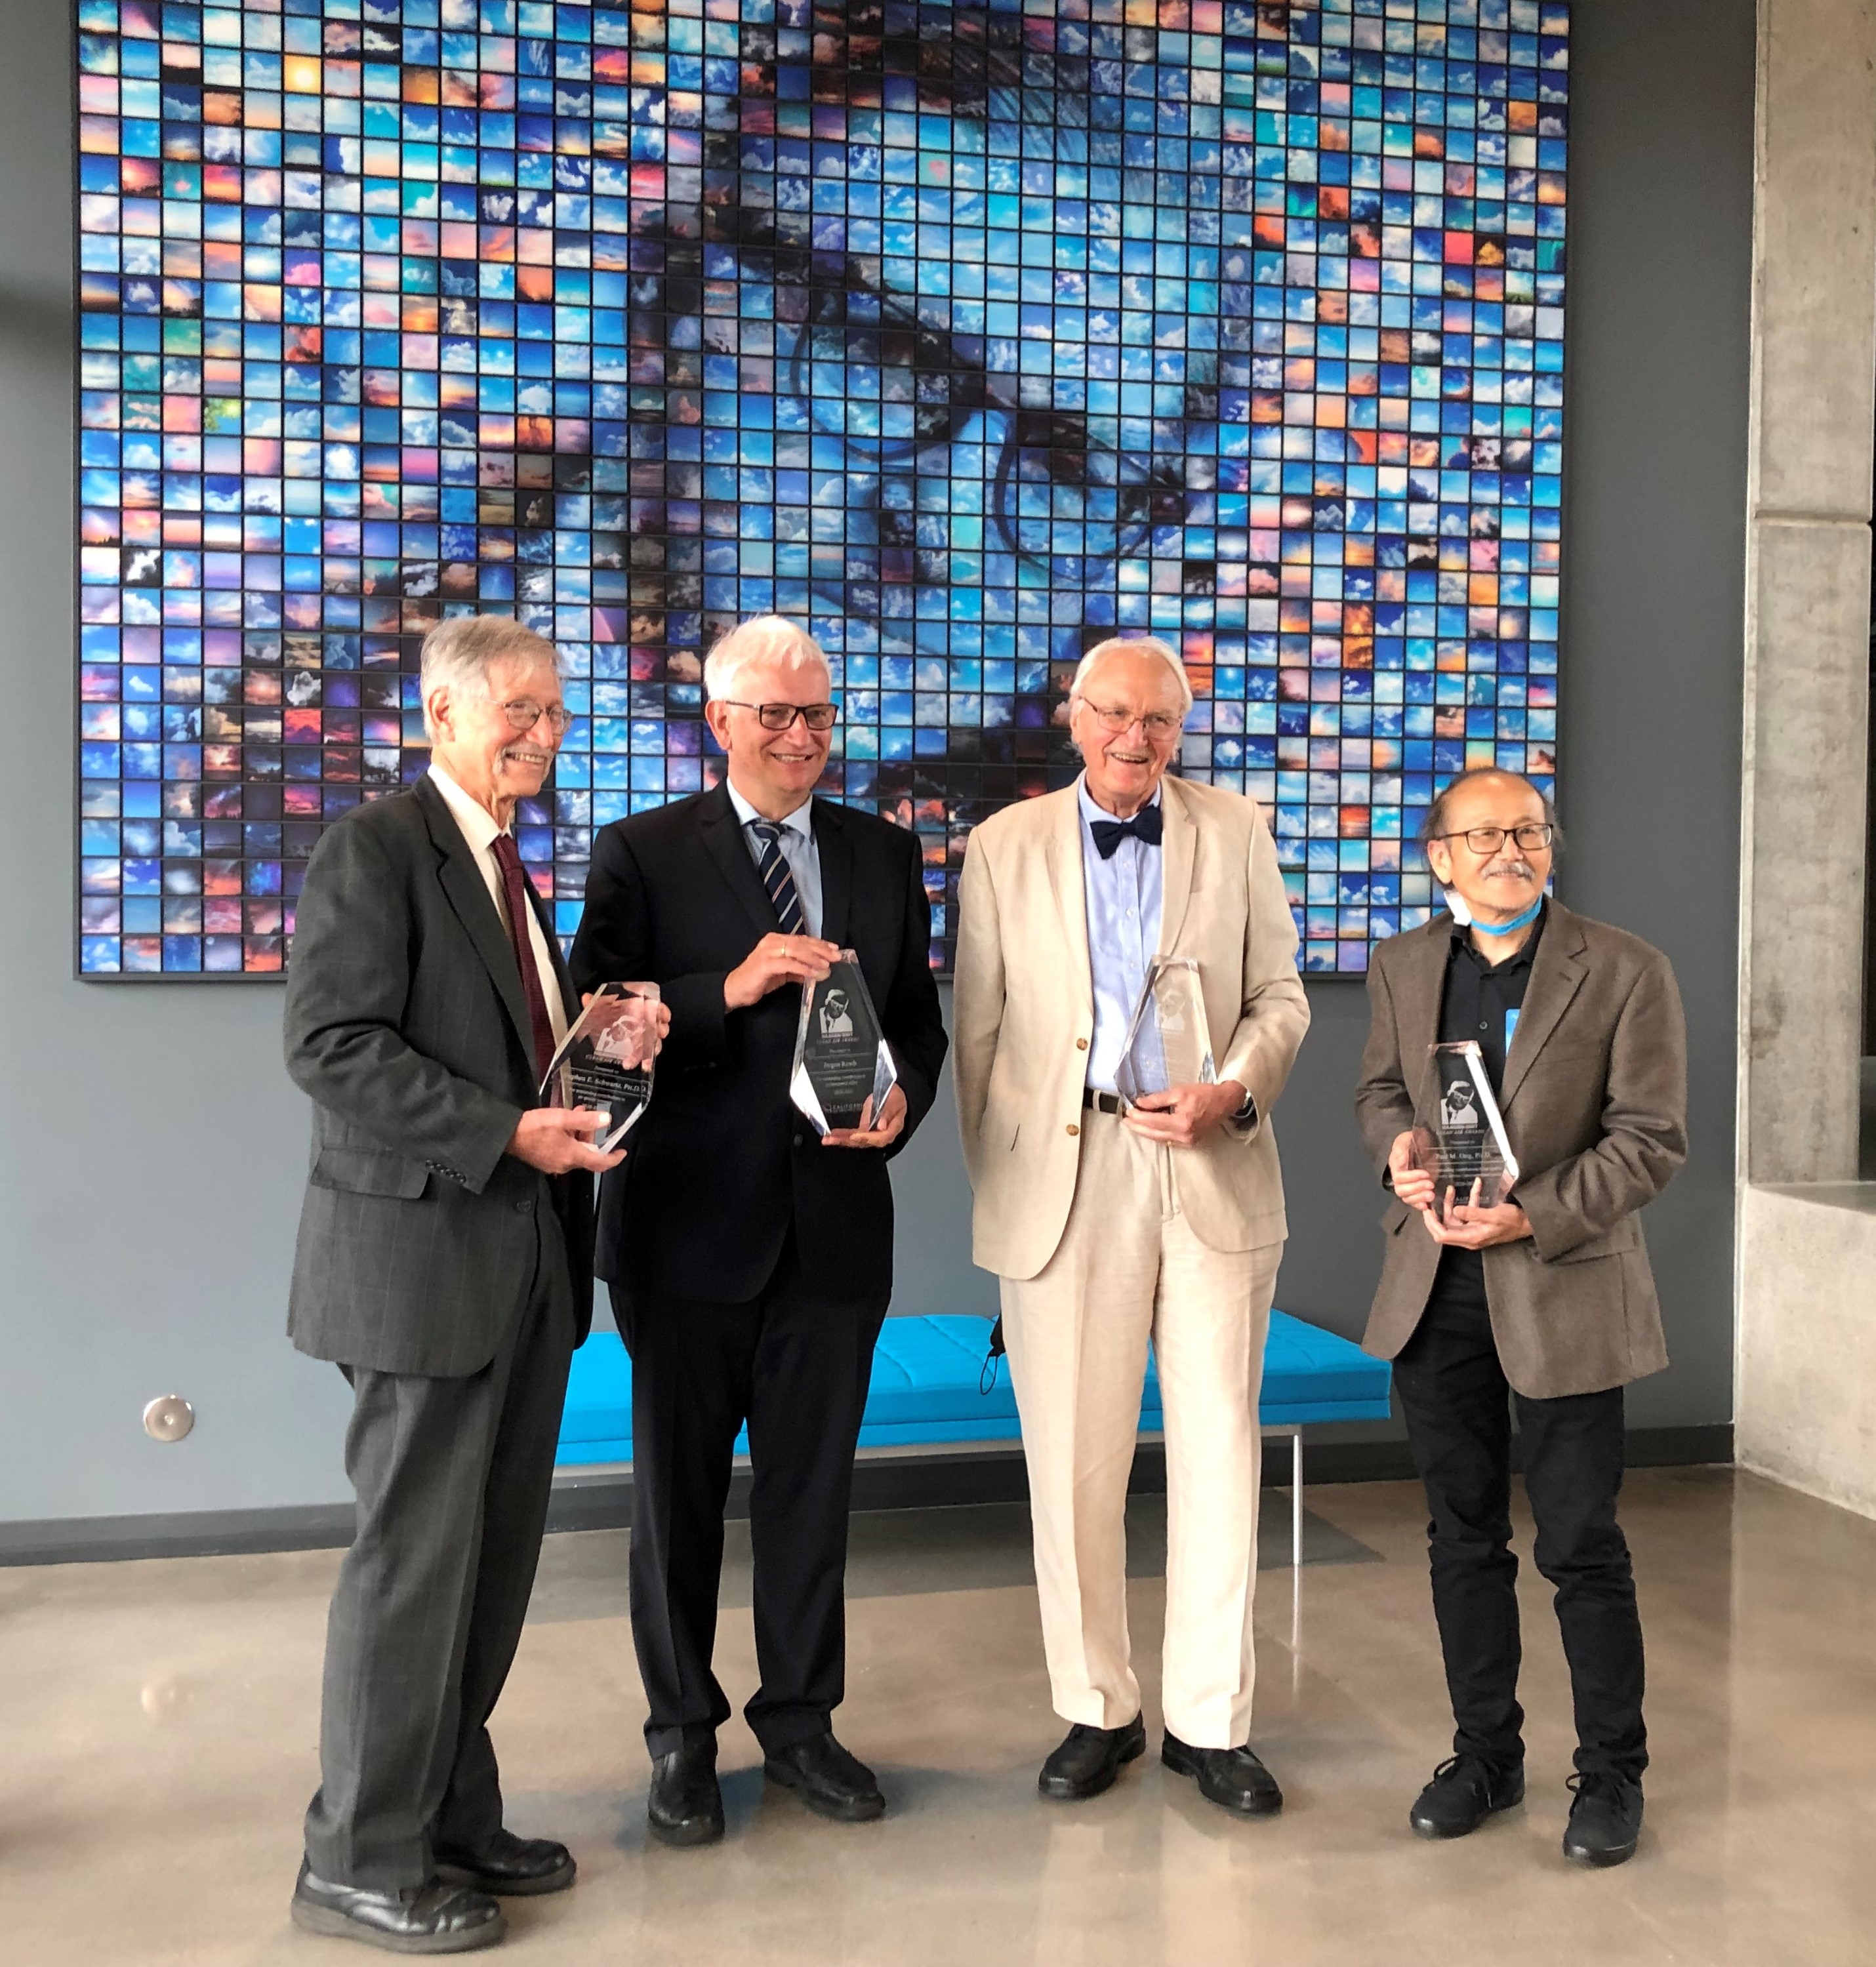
[[1355, 767, 1686, 1873]]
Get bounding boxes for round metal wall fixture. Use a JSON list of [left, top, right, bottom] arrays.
[[142, 1395, 195, 1444]]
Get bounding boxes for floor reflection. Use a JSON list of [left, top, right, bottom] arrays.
[[3, 1470, 1875, 1966]]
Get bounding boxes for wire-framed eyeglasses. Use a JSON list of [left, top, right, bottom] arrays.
[[497, 699, 574, 737]]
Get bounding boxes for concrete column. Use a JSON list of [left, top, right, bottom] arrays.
[[1736, 0, 1876, 1514], [1739, 0, 1875, 1187]]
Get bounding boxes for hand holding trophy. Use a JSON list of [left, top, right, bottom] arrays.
[[540, 981, 664, 1151], [790, 950, 901, 1145]]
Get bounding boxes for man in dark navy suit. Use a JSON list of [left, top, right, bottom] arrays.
[[572, 615, 947, 1845]]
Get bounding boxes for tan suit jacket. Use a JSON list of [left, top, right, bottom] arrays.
[[1353, 901, 1688, 1400], [954, 775, 1311, 1280]]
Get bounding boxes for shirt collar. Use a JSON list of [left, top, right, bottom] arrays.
[[726, 779, 814, 841], [428, 761, 507, 854], [1076, 775, 1164, 830]]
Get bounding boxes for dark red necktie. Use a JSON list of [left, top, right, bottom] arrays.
[[491, 830, 557, 1083]]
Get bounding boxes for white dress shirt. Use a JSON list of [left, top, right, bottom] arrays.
[[428, 762, 568, 1049], [1079, 776, 1164, 1094], [725, 780, 824, 938]]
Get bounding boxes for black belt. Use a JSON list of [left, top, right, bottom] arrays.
[[1082, 1087, 1126, 1115]]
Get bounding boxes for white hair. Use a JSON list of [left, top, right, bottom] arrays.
[[1069, 635, 1194, 718], [703, 615, 830, 702], [419, 615, 564, 741]]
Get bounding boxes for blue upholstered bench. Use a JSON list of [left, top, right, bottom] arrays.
[[557, 1311, 1390, 1566]]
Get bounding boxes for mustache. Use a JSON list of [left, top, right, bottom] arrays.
[[1481, 858, 1536, 882]]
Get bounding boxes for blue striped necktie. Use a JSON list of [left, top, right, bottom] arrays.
[[748, 819, 807, 935]]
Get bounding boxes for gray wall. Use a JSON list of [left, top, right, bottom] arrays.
[[0, 0, 1753, 1529]]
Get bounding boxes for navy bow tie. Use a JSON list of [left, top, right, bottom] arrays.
[[1089, 804, 1164, 860]]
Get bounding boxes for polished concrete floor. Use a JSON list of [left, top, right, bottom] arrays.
[[5, 1468, 1875, 1966]]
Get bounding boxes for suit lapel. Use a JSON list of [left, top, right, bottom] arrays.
[[1395, 916, 1452, 1122], [698, 781, 785, 939], [812, 799, 853, 949], [1042, 787, 1094, 1017], [1156, 776, 1197, 956], [415, 775, 537, 1068], [1499, 901, 1589, 1110]]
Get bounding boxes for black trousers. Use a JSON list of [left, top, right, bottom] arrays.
[[1390, 1257, 1647, 1783], [304, 1202, 575, 1890], [612, 1234, 887, 1760]]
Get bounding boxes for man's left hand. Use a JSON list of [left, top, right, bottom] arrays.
[[1419, 1182, 1533, 1249], [821, 1083, 908, 1150], [1121, 1080, 1247, 1148]]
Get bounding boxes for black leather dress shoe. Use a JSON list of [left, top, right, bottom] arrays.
[[1409, 1754, 1525, 1840], [291, 1861, 505, 1955], [648, 1738, 726, 1847], [433, 1827, 576, 1897], [763, 1732, 886, 1822], [1562, 1772, 1643, 1867], [1037, 1716, 1147, 1800], [1160, 1732, 1284, 1817]]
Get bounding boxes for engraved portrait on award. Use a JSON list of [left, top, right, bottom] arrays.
[[790, 952, 898, 1136], [1412, 1039, 1520, 1207], [1114, 956, 1216, 1106], [540, 981, 660, 1152]]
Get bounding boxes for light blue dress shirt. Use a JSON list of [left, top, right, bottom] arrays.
[[727, 781, 824, 938], [1080, 777, 1164, 1094]]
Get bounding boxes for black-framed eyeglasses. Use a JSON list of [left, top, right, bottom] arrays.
[[1432, 823, 1555, 854], [497, 699, 573, 737], [719, 700, 840, 733]]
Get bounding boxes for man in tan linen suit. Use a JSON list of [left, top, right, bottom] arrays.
[[954, 635, 1310, 1817], [1354, 767, 1686, 1871]]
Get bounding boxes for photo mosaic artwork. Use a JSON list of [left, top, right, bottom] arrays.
[[73, 0, 1570, 976]]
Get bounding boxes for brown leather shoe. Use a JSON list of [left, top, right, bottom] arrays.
[[291, 1860, 506, 1954]]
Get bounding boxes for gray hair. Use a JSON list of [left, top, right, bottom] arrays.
[[420, 615, 564, 741], [1422, 767, 1563, 853], [1069, 635, 1195, 718], [704, 615, 830, 702]]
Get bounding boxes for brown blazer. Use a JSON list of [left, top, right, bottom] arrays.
[[1353, 901, 1688, 1399]]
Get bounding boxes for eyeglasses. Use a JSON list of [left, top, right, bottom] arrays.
[[497, 699, 574, 737], [1431, 823, 1555, 855], [720, 700, 840, 733], [1079, 700, 1184, 740]]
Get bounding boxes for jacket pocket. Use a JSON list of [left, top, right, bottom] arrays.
[[310, 1146, 430, 1199], [1541, 1216, 1641, 1265]]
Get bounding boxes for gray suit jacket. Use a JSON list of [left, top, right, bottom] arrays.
[[283, 775, 596, 1377], [1353, 901, 1688, 1399]]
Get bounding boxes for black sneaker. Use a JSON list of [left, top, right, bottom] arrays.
[[1562, 1772, 1643, 1868], [1409, 1753, 1525, 1840]]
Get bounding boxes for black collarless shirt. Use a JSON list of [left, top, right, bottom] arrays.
[[1438, 901, 1547, 1095], [1429, 902, 1545, 1309]]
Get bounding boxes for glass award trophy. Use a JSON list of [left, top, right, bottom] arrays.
[[539, 981, 660, 1152], [1114, 956, 1216, 1105], [790, 952, 898, 1135], [1412, 1040, 1520, 1206]]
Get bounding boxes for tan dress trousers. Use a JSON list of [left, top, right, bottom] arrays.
[[999, 1108, 1281, 1751]]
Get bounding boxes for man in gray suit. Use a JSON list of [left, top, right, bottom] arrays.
[[283, 616, 647, 1953], [1355, 767, 1686, 1872]]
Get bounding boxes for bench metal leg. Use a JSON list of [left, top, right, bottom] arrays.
[[1292, 1428, 1303, 1570]]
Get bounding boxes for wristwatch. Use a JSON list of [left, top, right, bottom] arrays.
[[1231, 1085, 1257, 1127]]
